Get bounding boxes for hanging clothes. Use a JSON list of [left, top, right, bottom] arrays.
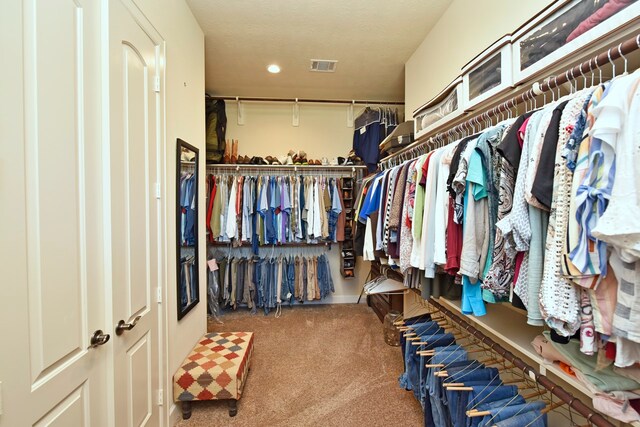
[[208, 253, 335, 315], [206, 173, 345, 252]]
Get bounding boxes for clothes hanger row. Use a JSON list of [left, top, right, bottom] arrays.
[[381, 33, 640, 171], [395, 298, 614, 427], [401, 312, 573, 424]]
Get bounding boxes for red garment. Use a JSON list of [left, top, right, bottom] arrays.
[[445, 199, 462, 276], [629, 399, 640, 415], [513, 251, 525, 284], [518, 117, 530, 149], [605, 341, 617, 361], [419, 152, 434, 187], [566, 0, 634, 43]]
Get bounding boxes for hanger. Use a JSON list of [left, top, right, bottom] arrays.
[[579, 63, 587, 90], [618, 43, 628, 75], [607, 48, 616, 79]]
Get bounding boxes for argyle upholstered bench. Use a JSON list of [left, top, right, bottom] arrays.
[[173, 332, 254, 419]]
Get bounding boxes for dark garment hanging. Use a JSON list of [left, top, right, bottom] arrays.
[[496, 111, 534, 170], [531, 100, 570, 209], [446, 134, 480, 197], [353, 122, 384, 172]]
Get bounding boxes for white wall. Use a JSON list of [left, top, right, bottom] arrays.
[[225, 101, 358, 161], [405, 0, 554, 118], [132, 0, 205, 425], [223, 101, 371, 303]]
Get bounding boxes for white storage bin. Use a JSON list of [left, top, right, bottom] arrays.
[[512, 0, 640, 83], [462, 35, 513, 109], [413, 77, 464, 139]]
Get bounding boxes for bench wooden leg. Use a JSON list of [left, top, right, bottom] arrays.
[[228, 399, 238, 417], [181, 401, 192, 420]]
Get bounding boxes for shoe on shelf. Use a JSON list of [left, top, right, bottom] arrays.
[[230, 139, 238, 164], [321, 157, 329, 166], [223, 139, 231, 164]]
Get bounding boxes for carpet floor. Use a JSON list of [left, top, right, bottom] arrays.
[[175, 304, 423, 427]]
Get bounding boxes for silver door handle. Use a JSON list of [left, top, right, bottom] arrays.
[[88, 330, 111, 349], [115, 315, 141, 336]]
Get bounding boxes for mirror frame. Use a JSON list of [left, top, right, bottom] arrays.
[[176, 138, 200, 320]]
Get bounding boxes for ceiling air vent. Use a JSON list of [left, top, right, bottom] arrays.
[[310, 59, 337, 73]]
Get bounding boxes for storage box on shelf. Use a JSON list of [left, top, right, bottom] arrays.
[[462, 35, 513, 109], [511, 0, 640, 83], [413, 77, 464, 140]]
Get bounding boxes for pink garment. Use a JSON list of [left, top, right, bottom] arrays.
[[593, 395, 640, 423], [517, 117, 530, 149], [566, 0, 635, 43]]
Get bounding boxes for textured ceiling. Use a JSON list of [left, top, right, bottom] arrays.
[[186, 0, 453, 102]]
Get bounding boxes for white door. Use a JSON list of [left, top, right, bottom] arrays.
[[0, 0, 110, 426], [107, 1, 163, 426]]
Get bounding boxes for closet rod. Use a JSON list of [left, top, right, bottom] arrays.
[[205, 164, 367, 175], [381, 32, 640, 164], [207, 163, 367, 170], [206, 95, 404, 106], [428, 298, 615, 427]]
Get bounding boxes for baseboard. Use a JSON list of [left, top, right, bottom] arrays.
[[169, 403, 180, 426], [306, 294, 361, 304]]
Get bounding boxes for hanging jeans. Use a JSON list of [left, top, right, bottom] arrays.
[[399, 322, 441, 390], [425, 348, 469, 426], [479, 401, 546, 427], [448, 384, 518, 427], [494, 408, 547, 427]]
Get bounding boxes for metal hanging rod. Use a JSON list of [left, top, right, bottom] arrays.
[[206, 164, 366, 171], [380, 32, 640, 166], [206, 95, 404, 106], [428, 298, 614, 427]]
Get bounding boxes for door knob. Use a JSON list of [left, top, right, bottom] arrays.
[[88, 330, 110, 349], [115, 315, 142, 336]]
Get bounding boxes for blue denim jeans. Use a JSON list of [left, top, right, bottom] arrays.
[[416, 336, 457, 427], [399, 322, 441, 390], [423, 359, 482, 427], [480, 401, 546, 427], [449, 383, 516, 427], [494, 408, 547, 427], [446, 379, 502, 427], [413, 333, 455, 402], [427, 348, 469, 427]]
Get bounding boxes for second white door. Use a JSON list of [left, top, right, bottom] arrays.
[[108, 1, 163, 426]]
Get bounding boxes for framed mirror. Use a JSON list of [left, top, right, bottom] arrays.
[[176, 138, 199, 320]]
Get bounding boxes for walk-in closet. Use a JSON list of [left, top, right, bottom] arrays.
[[3, 1, 640, 426]]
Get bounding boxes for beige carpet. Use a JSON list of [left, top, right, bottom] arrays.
[[175, 304, 423, 427]]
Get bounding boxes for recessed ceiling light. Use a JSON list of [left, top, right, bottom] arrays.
[[267, 64, 281, 74]]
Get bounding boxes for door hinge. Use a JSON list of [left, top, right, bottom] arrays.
[[156, 287, 162, 303], [155, 182, 161, 199], [154, 76, 161, 93], [157, 389, 164, 406]]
